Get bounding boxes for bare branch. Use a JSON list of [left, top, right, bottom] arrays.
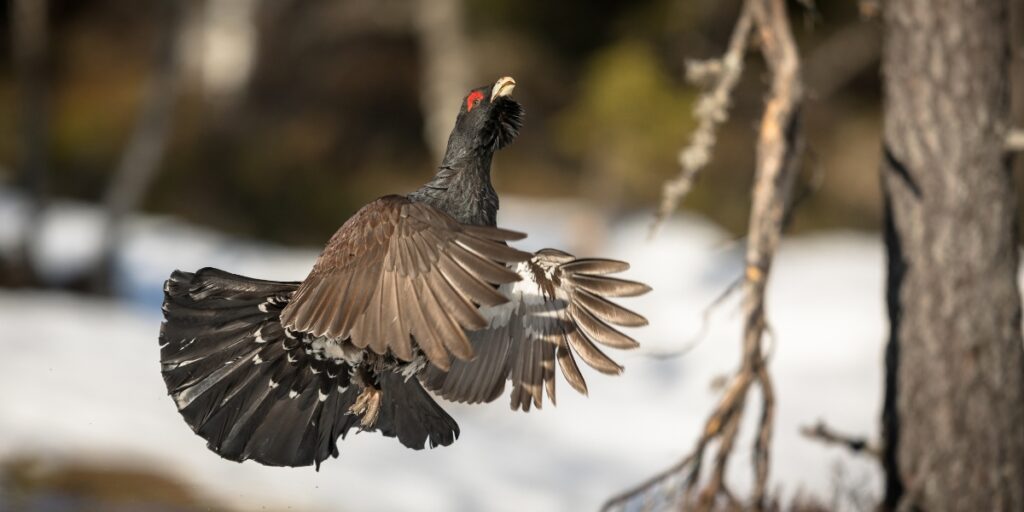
[[606, 0, 803, 509], [801, 420, 882, 460], [643, 274, 743, 360], [602, 455, 695, 511], [709, 0, 803, 506], [752, 366, 776, 505], [650, 1, 756, 236]]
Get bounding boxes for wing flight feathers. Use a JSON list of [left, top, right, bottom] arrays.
[[422, 248, 650, 411]]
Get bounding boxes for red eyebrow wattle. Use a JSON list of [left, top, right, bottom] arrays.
[[466, 91, 485, 111]]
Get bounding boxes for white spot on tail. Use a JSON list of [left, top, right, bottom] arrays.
[[254, 328, 267, 343], [289, 389, 299, 399], [318, 390, 328, 402], [268, 379, 279, 389]]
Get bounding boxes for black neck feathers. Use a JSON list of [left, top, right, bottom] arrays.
[[407, 88, 522, 227], [408, 155, 499, 227]]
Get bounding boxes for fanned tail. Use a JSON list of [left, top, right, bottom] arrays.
[[160, 268, 361, 469], [160, 267, 460, 468]]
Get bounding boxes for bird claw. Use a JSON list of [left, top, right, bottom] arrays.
[[349, 386, 382, 428]]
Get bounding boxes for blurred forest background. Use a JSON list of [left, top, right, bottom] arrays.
[[0, 0, 891, 256], [2, 0, 1023, 511]]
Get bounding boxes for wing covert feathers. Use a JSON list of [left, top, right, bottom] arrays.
[[280, 196, 530, 370]]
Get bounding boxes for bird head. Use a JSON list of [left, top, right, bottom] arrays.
[[441, 76, 524, 165]]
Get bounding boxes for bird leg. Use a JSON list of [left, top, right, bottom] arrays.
[[349, 386, 382, 428], [349, 364, 382, 428]]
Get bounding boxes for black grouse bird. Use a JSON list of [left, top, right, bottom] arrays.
[[159, 76, 650, 469]]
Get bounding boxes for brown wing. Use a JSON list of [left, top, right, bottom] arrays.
[[421, 248, 651, 411], [279, 195, 530, 370]]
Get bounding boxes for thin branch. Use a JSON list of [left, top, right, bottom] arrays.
[[752, 366, 775, 506], [737, 0, 803, 502], [643, 274, 743, 360], [602, 455, 695, 511], [650, 1, 756, 236], [605, 0, 803, 509], [800, 421, 881, 460]]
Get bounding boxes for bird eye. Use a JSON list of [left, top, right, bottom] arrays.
[[466, 91, 485, 112]]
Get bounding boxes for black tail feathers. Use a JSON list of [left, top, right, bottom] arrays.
[[377, 372, 460, 450], [160, 268, 356, 468], [159, 267, 458, 469]]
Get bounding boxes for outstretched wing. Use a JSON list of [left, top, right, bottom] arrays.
[[421, 248, 650, 411], [280, 195, 531, 370]]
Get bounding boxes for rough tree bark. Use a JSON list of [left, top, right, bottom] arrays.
[[880, 0, 1024, 510]]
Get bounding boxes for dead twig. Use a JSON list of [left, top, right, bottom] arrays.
[[605, 0, 803, 510], [801, 421, 882, 460], [650, 1, 756, 237], [602, 455, 696, 511], [643, 274, 743, 361]]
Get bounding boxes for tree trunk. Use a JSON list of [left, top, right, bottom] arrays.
[[413, 0, 472, 162], [91, 0, 182, 294], [7, 0, 49, 287], [880, 0, 1024, 510]]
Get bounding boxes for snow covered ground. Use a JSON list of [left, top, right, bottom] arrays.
[[0, 193, 885, 511]]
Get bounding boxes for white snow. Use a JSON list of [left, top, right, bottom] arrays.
[[0, 194, 885, 511]]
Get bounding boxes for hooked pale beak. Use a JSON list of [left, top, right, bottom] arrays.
[[492, 76, 516, 99]]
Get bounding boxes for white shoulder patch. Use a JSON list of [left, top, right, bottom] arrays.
[[479, 260, 553, 329]]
